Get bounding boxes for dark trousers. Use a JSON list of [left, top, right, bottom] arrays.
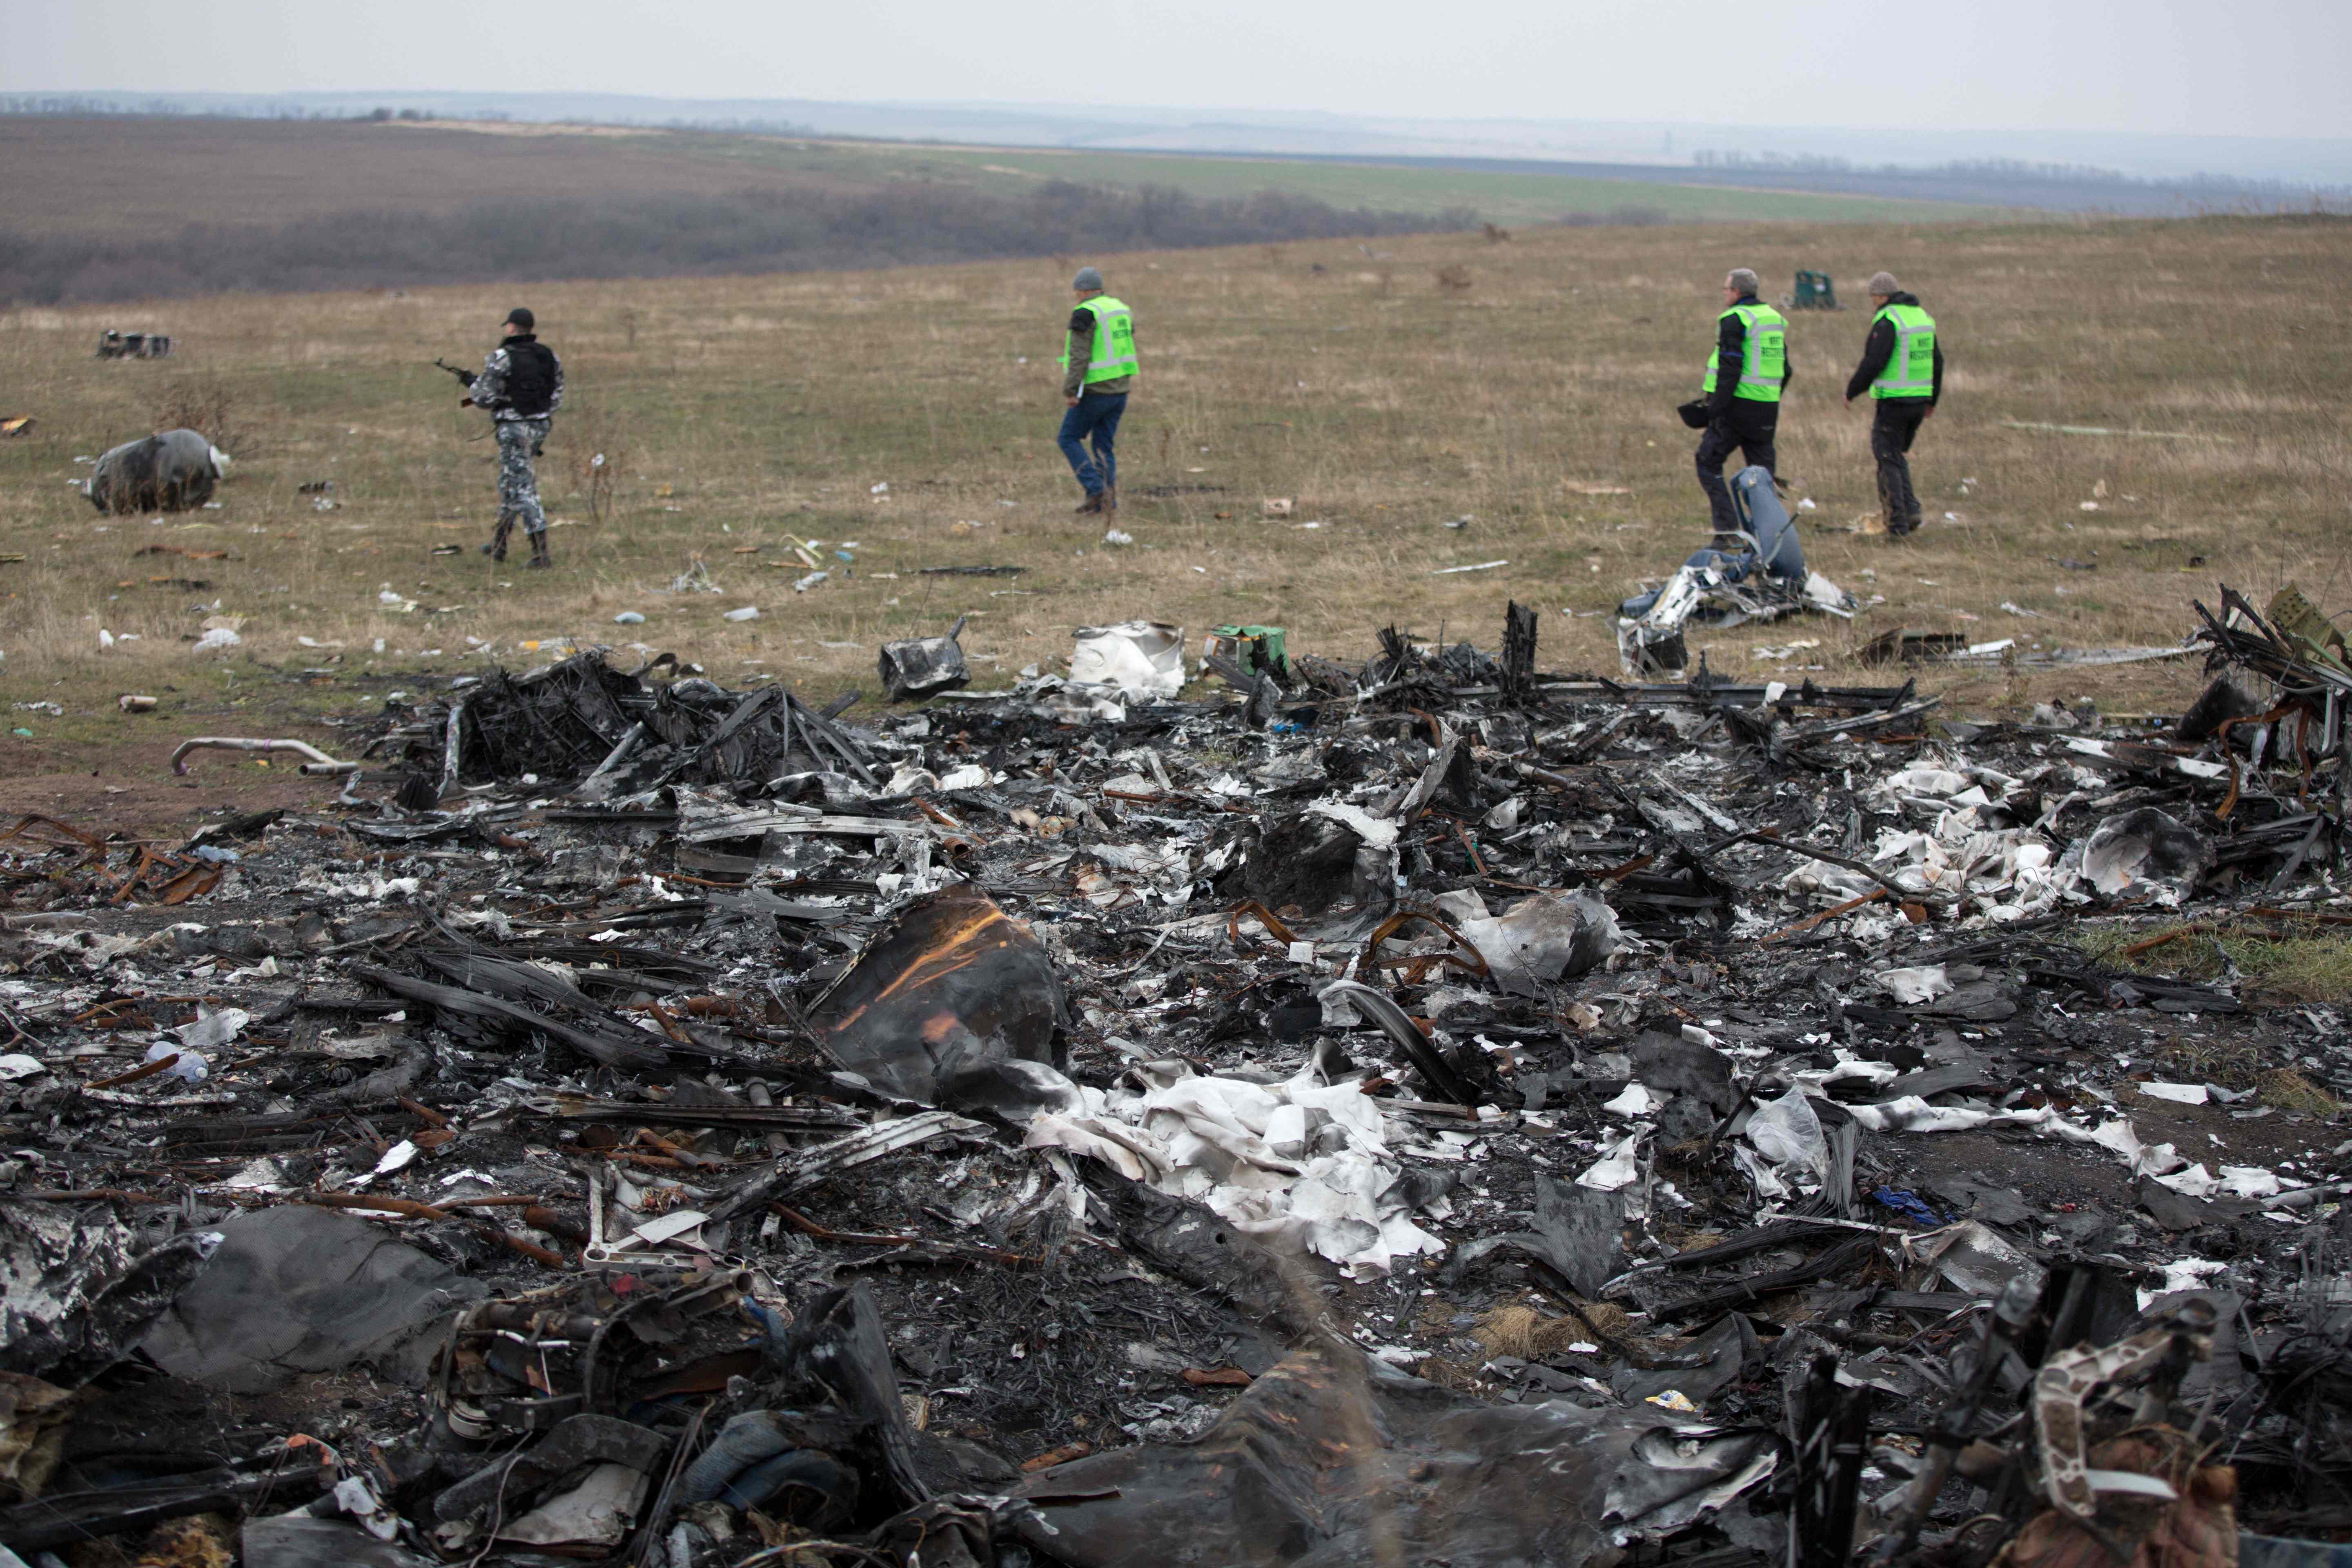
[[1694, 399, 1778, 532], [1057, 391, 1127, 494], [1871, 399, 1931, 533]]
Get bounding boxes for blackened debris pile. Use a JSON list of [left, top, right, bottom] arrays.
[[0, 589, 2346, 1567], [356, 649, 881, 798]]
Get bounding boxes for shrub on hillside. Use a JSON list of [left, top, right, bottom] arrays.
[[0, 179, 1483, 304]]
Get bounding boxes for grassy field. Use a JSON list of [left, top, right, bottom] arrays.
[[712, 140, 2019, 227], [2, 211, 2347, 817], [0, 118, 873, 237], [0, 116, 2010, 240]]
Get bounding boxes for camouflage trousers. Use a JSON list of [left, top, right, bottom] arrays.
[[490, 419, 550, 557]]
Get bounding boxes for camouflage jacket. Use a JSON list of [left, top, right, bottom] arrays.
[[474, 337, 564, 424]]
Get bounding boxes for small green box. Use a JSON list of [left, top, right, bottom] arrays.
[[1206, 624, 1287, 680], [1788, 270, 1841, 310]]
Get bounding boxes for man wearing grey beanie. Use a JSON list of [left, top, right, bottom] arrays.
[[1058, 266, 1137, 516], [1682, 267, 1791, 537], [1843, 271, 1944, 537]]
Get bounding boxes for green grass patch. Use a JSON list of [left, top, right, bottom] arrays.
[[2077, 919, 2352, 1003]]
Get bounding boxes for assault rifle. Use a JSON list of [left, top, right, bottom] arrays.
[[433, 358, 477, 389]]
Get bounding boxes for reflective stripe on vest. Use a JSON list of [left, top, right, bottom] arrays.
[[1869, 303, 1936, 399], [1701, 302, 1788, 403], [1061, 296, 1138, 385]]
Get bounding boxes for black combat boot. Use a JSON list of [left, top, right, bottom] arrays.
[[526, 533, 553, 569], [483, 517, 513, 562]]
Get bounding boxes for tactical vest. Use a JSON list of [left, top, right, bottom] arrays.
[[1869, 303, 1936, 399], [1702, 302, 1788, 403], [499, 336, 558, 417], [1062, 296, 1138, 386]]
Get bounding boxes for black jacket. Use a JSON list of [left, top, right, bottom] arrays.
[[1845, 292, 1945, 405], [1708, 294, 1793, 414], [494, 334, 561, 418]]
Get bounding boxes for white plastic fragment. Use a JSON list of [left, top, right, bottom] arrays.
[[1601, 1082, 1656, 1118], [1874, 965, 1953, 1005], [1305, 799, 1399, 849], [1577, 1125, 1648, 1191], [1743, 1087, 1828, 1178], [176, 1007, 250, 1053], [144, 1041, 210, 1083], [1452, 889, 1619, 992], [1023, 1060, 1446, 1276], [1069, 621, 1185, 700], [2153, 1163, 2296, 1200], [1917, 1219, 2043, 1296], [1882, 768, 1971, 798]]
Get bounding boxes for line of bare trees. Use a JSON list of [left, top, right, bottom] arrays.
[[0, 180, 1481, 305]]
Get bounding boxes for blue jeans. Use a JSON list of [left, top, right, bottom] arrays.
[[1057, 391, 1126, 495]]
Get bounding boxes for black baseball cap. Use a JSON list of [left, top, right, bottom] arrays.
[[505, 307, 535, 331]]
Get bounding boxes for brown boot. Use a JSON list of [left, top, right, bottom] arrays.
[[1101, 484, 1118, 517], [1074, 491, 1103, 515]]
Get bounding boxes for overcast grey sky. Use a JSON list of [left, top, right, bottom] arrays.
[[8, 0, 2348, 142]]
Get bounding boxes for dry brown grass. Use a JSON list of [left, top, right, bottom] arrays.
[[2257, 1069, 2343, 1116], [0, 117, 2009, 243], [0, 117, 872, 237], [1411, 1354, 1489, 1392], [1473, 1298, 1629, 1357], [152, 372, 263, 461], [2, 212, 2348, 777]]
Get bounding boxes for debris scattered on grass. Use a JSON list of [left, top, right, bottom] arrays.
[[0, 585, 2343, 1565]]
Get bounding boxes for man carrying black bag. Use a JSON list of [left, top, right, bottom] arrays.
[[1679, 267, 1790, 540]]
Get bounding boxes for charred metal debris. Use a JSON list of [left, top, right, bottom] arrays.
[[0, 588, 2347, 1568]]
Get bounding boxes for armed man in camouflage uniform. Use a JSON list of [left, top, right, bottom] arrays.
[[463, 307, 564, 567]]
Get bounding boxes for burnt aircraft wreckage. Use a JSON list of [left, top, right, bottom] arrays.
[[0, 587, 2346, 1567]]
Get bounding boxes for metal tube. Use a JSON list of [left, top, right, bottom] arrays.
[[439, 698, 467, 796], [168, 737, 359, 776], [576, 721, 647, 797]]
